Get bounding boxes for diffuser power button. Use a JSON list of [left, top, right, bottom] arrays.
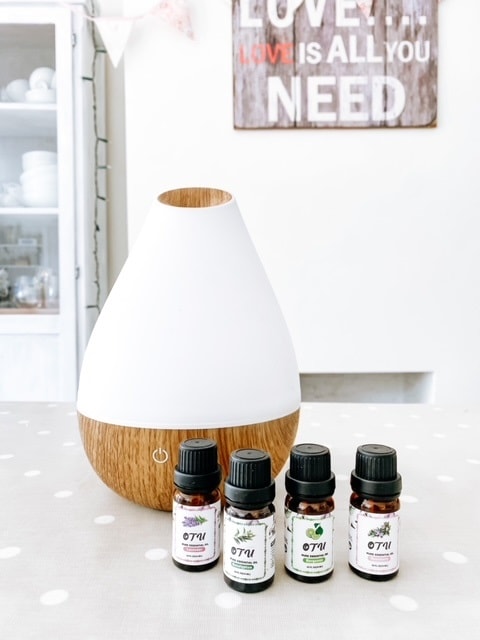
[[152, 448, 169, 464]]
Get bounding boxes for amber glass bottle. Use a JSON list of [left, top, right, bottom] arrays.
[[284, 443, 335, 582], [223, 449, 276, 593], [348, 444, 402, 581], [172, 438, 222, 571]]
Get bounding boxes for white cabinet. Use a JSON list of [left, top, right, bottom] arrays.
[[0, 1, 107, 400]]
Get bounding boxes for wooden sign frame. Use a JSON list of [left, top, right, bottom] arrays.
[[232, 0, 438, 129]]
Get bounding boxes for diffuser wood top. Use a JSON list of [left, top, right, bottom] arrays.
[[158, 187, 233, 208]]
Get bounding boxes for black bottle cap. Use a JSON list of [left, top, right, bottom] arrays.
[[224, 449, 275, 508], [174, 438, 221, 492], [350, 444, 402, 499], [285, 443, 335, 499]]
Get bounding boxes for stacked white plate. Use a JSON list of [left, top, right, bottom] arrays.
[[20, 151, 58, 207]]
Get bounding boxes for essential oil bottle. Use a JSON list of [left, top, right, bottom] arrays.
[[284, 443, 335, 582], [172, 438, 222, 571], [348, 443, 402, 581], [223, 448, 276, 593]]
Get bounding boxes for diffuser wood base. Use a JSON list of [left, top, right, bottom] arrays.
[[78, 410, 300, 511]]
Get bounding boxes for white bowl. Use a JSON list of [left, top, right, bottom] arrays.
[[22, 179, 57, 195], [22, 151, 57, 171], [5, 78, 29, 102], [25, 88, 56, 104], [20, 165, 58, 185], [21, 181, 58, 196], [21, 176, 58, 204], [21, 189, 58, 208], [29, 67, 55, 90]]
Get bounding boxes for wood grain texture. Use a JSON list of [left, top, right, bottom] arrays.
[[232, 0, 437, 128], [158, 188, 233, 208], [78, 410, 300, 511]]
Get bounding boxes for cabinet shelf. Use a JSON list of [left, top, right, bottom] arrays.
[[0, 265, 41, 269], [0, 306, 59, 315], [0, 103, 57, 137], [0, 244, 41, 248], [0, 207, 58, 215]]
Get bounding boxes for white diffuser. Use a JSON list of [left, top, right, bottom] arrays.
[[77, 187, 300, 510]]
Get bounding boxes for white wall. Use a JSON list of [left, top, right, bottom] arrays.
[[119, 0, 480, 404]]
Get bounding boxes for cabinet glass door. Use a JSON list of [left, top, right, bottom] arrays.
[[0, 22, 59, 315]]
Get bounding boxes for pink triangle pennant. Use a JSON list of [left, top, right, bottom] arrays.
[[150, 0, 194, 39]]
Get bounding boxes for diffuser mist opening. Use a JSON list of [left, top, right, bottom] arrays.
[[158, 187, 233, 209]]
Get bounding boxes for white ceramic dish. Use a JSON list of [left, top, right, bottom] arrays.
[[29, 66, 55, 89], [21, 183, 58, 199], [22, 189, 58, 208], [5, 78, 29, 102], [20, 165, 58, 184], [21, 178, 57, 194], [22, 151, 57, 171], [25, 88, 56, 104]]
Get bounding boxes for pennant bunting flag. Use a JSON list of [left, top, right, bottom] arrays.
[[94, 17, 134, 68], [150, 0, 194, 39], [60, 1, 194, 67]]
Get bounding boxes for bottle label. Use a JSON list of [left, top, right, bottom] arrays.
[[223, 513, 275, 584], [172, 500, 221, 566], [284, 508, 334, 577], [348, 506, 400, 575]]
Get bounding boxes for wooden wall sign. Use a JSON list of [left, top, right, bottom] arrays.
[[232, 0, 438, 128]]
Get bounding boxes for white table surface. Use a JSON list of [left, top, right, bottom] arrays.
[[1, 402, 479, 639]]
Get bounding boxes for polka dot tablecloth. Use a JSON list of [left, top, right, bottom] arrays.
[[1, 402, 479, 639]]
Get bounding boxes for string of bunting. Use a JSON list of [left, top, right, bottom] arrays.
[[61, 0, 194, 68]]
